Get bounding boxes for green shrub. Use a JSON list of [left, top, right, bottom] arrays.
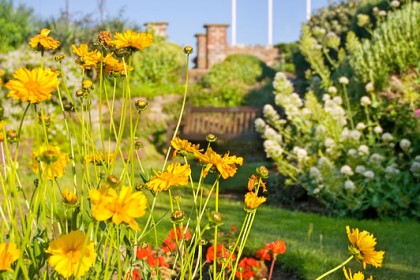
[[190, 54, 275, 107], [130, 40, 186, 97], [350, 2, 420, 89], [0, 0, 38, 53]]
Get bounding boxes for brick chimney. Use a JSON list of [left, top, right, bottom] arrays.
[[204, 24, 229, 68], [195, 33, 207, 69], [145, 22, 168, 39]]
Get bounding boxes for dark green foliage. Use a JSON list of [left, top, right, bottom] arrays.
[[190, 54, 275, 107], [0, 0, 38, 53]]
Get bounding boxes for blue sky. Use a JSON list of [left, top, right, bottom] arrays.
[[20, 0, 330, 46]]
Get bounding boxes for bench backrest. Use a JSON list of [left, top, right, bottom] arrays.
[[180, 106, 263, 140]]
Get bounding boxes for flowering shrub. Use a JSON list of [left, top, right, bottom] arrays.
[[256, 72, 420, 218]]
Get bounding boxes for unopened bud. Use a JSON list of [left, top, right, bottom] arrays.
[[256, 166, 269, 178], [209, 211, 222, 224], [171, 210, 185, 223], [135, 99, 148, 111], [183, 46, 193, 55], [75, 89, 84, 98], [206, 134, 217, 142], [107, 175, 120, 187], [6, 129, 17, 141], [55, 53, 65, 62]]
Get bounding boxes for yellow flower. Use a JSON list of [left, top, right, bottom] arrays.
[[72, 44, 102, 70], [0, 69, 4, 86], [83, 151, 114, 166], [102, 53, 133, 74], [0, 242, 20, 272], [346, 226, 385, 269], [195, 147, 243, 179], [29, 28, 60, 50], [82, 79, 93, 90], [244, 192, 266, 210], [63, 188, 78, 204], [46, 230, 96, 278], [32, 145, 69, 179], [171, 137, 203, 157], [89, 186, 147, 231], [343, 267, 372, 280], [6, 67, 60, 104], [110, 30, 153, 51], [146, 162, 191, 192]]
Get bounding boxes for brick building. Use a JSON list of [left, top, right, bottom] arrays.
[[194, 24, 279, 70]]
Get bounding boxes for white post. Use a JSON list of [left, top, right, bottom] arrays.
[[232, 0, 237, 46], [306, 0, 311, 21], [268, 0, 273, 47]]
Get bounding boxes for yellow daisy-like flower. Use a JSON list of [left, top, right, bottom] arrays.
[[6, 67, 60, 104], [83, 152, 114, 166], [72, 44, 102, 70], [29, 28, 60, 50], [63, 188, 78, 205], [102, 53, 133, 75], [346, 226, 385, 269], [244, 192, 266, 210], [32, 145, 70, 179], [171, 137, 203, 157], [195, 147, 243, 179], [343, 267, 372, 280], [110, 30, 153, 51], [89, 186, 147, 231], [0, 242, 20, 272], [46, 230, 96, 278], [146, 162, 191, 192]]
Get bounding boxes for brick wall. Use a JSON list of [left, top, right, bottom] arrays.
[[194, 24, 279, 71]]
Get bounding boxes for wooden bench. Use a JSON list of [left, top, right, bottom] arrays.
[[168, 106, 263, 143]]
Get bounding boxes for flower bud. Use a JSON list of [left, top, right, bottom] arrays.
[[183, 46, 193, 55], [256, 166, 269, 178], [55, 53, 65, 62], [107, 175, 120, 187], [135, 140, 143, 149], [135, 99, 148, 111], [82, 80, 93, 90], [135, 183, 144, 191], [209, 211, 222, 224], [171, 209, 185, 223], [63, 102, 74, 112], [173, 194, 181, 202], [75, 89, 84, 98], [206, 134, 217, 142], [6, 129, 17, 142], [38, 113, 51, 127]]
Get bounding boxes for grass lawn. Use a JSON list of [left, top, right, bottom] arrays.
[[141, 178, 420, 280]]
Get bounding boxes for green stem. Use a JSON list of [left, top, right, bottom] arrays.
[[315, 255, 354, 280]]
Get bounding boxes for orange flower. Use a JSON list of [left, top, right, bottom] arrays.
[[72, 44, 102, 69], [235, 257, 261, 279], [102, 53, 133, 74], [206, 244, 236, 265], [146, 162, 191, 192], [171, 137, 202, 157], [29, 28, 60, 50], [244, 192, 266, 210], [6, 67, 60, 103], [0, 242, 20, 272], [110, 30, 153, 51], [267, 240, 286, 255], [195, 147, 243, 179], [346, 226, 384, 269], [136, 243, 153, 259], [63, 188, 78, 204]]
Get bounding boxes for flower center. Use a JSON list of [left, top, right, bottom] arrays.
[[25, 81, 40, 92]]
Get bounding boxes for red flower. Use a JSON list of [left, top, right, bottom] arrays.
[[268, 240, 286, 256], [235, 257, 260, 279], [128, 269, 142, 280], [206, 244, 236, 264], [162, 237, 177, 253], [256, 248, 271, 261], [169, 226, 192, 241], [146, 254, 169, 268], [231, 225, 237, 233], [136, 244, 153, 259]]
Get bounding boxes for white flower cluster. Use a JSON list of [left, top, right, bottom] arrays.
[[292, 146, 309, 163], [263, 140, 284, 161], [272, 72, 293, 95], [410, 157, 420, 177], [323, 94, 347, 126]]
